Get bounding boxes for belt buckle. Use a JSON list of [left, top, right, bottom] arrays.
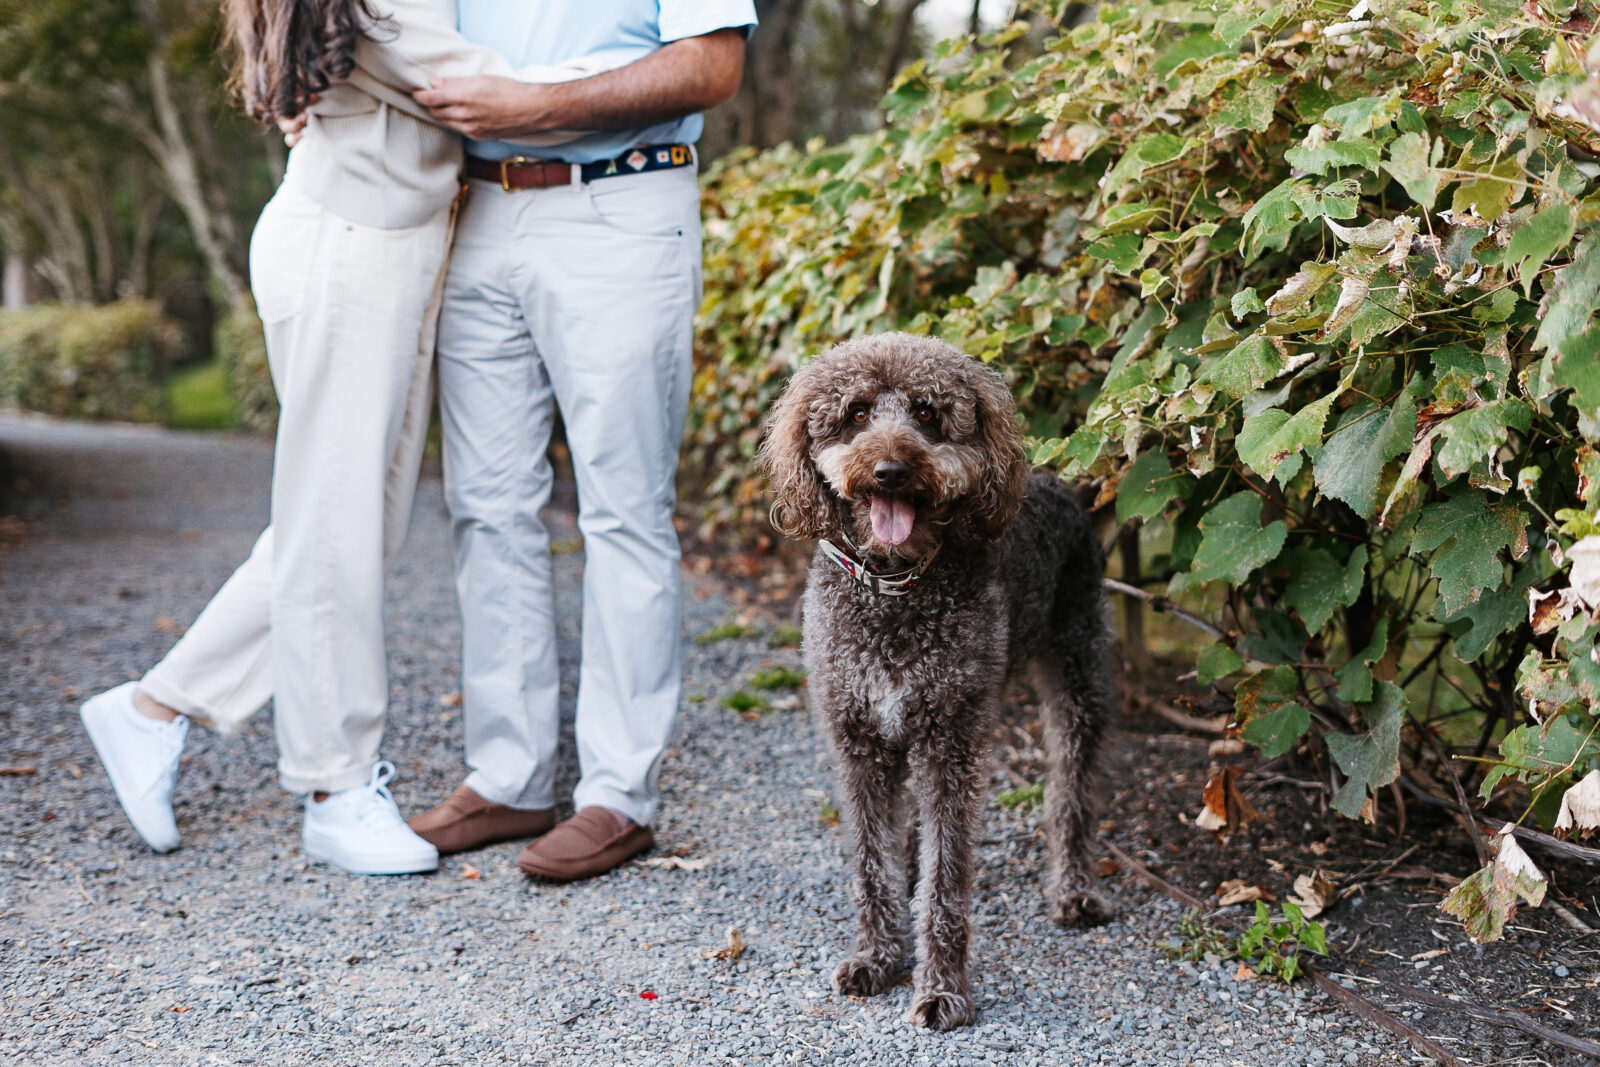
[[499, 155, 531, 192]]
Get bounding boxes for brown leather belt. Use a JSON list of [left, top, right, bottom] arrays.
[[465, 155, 574, 190]]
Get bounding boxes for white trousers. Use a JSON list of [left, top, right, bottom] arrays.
[[141, 181, 454, 794], [437, 166, 700, 826]]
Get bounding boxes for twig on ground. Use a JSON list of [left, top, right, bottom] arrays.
[[0, 766, 37, 775], [1102, 578, 1224, 639], [1398, 776, 1600, 865], [1132, 694, 1230, 736], [1388, 982, 1600, 1059], [1547, 900, 1596, 933], [1102, 840, 1208, 911], [1303, 965, 1465, 1067]]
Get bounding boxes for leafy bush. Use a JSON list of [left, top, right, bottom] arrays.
[[213, 300, 277, 434], [166, 361, 240, 430], [0, 300, 178, 422], [693, 0, 1600, 936]]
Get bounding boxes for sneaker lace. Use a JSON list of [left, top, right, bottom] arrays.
[[349, 760, 409, 831]]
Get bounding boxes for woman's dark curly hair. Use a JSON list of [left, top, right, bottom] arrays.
[[224, 0, 381, 124]]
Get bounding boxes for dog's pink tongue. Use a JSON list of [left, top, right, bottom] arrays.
[[869, 496, 915, 546]]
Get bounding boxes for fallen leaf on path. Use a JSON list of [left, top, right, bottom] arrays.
[[642, 856, 711, 872], [1234, 961, 1257, 981], [461, 864, 481, 880], [1096, 858, 1120, 878], [1199, 767, 1258, 834], [1217, 879, 1275, 905], [700, 927, 746, 961], [1287, 869, 1339, 919], [1307, 841, 1330, 857], [438, 692, 463, 708]]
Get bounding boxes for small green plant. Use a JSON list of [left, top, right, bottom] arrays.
[[721, 689, 769, 714], [817, 798, 840, 827], [997, 783, 1044, 813], [1236, 901, 1327, 982], [695, 622, 763, 646], [750, 666, 806, 690], [1167, 903, 1326, 982], [687, 692, 707, 704], [1167, 909, 1232, 964], [767, 623, 803, 649]]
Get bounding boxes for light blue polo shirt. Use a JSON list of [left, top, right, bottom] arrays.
[[458, 1, 758, 164]]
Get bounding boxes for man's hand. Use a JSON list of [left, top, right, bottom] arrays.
[[414, 77, 548, 142], [415, 28, 745, 142]]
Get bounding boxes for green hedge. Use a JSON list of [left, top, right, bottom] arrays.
[[693, 0, 1600, 939], [0, 300, 178, 422], [213, 300, 277, 434]]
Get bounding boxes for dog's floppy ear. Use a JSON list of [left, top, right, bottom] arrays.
[[955, 361, 1029, 544], [759, 362, 843, 541]]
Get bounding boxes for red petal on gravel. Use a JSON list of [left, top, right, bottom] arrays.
[[639, 991, 658, 1000]]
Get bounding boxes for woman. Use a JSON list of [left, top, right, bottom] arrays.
[[79, 0, 558, 875]]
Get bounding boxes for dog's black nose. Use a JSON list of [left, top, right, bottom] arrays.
[[874, 460, 910, 490]]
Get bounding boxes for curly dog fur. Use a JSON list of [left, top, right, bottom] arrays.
[[760, 332, 1115, 1031]]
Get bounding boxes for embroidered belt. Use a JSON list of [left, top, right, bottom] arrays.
[[465, 143, 695, 191]]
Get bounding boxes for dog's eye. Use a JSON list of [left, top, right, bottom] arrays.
[[848, 403, 870, 425], [913, 404, 936, 424]]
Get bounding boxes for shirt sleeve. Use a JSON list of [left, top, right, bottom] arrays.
[[658, 0, 758, 43], [353, 0, 516, 98]]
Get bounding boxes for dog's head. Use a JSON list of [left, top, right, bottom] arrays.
[[758, 333, 1028, 558]]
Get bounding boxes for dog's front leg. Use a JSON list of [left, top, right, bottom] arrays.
[[832, 740, 911, 998], [904, 725, 986, 1031]]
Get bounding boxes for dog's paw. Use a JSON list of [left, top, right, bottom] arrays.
[[832, 955, 900, 998], [907, 989, 975, 1031], [1047, 890, 1111, 928]]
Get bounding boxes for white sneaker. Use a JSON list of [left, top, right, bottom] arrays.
[[301, 761, 439, 875], [80, 682, 189, 853]]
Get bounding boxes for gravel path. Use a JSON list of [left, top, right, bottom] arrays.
[[0, 413, 1409, 1066]]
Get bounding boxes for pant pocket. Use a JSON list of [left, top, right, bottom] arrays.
[[250, 185, 325, 324]]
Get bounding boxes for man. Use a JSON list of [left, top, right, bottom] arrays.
[[402, 3, 756, 881]]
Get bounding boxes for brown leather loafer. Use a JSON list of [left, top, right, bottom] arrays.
[[407, 785, 555, 854], [515, 807, 653, 881]]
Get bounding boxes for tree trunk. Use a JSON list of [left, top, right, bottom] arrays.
[[700, 0, 809, 158], [2, 252, 32, 309]]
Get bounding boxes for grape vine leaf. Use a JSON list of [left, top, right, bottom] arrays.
[[1411, 487, 1529, 615], [1336, 617, 1390, 703], [1116, 447, 1188, 523], [1283, 544, 1368, 633], [1533, 232, 1600, 355], [1192, 492, 1288, 584], [1237, 394, 1336, 483], [1197, 642, 1245, 684], [1506, 202, 1575, 298], [1311, 385, 1420, 518], [1325, 681, 1406, 819], [1440, 830, 1547, 944], [1198, 334, 1286, 399]]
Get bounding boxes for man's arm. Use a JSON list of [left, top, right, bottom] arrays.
[[413, 28, 745, 143]]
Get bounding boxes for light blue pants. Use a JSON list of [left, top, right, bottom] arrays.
[[436, 165, 700, 826]]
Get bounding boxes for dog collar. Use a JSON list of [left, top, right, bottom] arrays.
[[818, 536, 941, 597]]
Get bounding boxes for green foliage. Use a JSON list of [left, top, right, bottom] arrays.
[[213, 302, 277, 434], [721, 689, 770, 714], [1167, 904, 1327, 983], [767, 623, 805, 649], [1235, 901, 1327, 983], [692, 0, 1600, 939], [750, 666, 807, 690], [166, 361, 239, 430], [0, 301, 178, 421], [998, 782, 1045, 812], [695, 621, 765, 646]]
